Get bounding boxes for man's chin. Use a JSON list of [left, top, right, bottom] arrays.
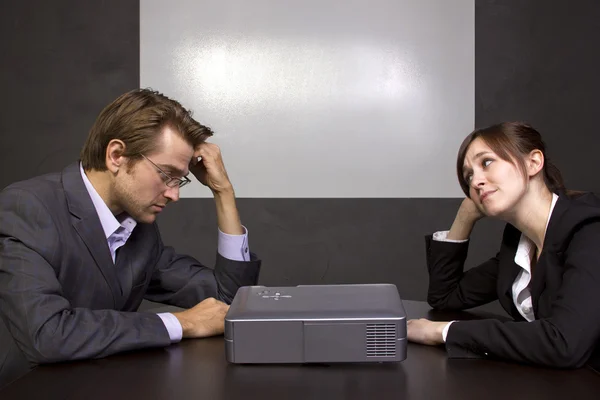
[[132, 212, 157, 224], [144, 214, 158, 223]]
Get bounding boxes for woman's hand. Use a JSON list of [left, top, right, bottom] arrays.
[[447, 197, 485, 240], [457, 197, 485, 224], [407, 318, 449, 346]]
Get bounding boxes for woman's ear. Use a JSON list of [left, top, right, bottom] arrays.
[[526, 149, 544, 178], [106, 139, 126, 173]]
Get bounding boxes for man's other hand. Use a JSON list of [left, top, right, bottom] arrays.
[[173, 297, 230, 338]]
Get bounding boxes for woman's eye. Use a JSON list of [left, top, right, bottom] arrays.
[[465, 173, 473, 183], [482, 159, 493, 168]]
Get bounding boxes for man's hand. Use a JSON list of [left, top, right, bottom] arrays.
[[173, 298, 230, 339], [190, 143, 233, 194], [189, 142, 244, 235], [407, 318, 448, 346]]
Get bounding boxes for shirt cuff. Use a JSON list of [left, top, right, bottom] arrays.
[[433, 230, 469, 243], [157, 313, 183, 343], [218, 225, 250, 262], [442, 321, 456, 342]]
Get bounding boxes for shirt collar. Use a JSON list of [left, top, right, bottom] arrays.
[[514, 193, 559, 272], [79, 163, 137, 239]]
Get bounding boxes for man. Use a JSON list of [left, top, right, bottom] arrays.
[[0, 89, 261, 387]]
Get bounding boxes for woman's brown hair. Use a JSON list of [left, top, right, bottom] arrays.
[[456, 122, 565, 197]]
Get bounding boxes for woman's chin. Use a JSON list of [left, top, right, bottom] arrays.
[[481, 204, 502, 218]]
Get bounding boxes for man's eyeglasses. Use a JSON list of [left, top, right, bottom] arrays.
[[140, 154, 191, 188]]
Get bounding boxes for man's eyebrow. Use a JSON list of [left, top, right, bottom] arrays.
[[158, 164, 187, 177]]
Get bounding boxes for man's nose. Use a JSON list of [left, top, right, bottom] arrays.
[[163, 185, 180, 202]]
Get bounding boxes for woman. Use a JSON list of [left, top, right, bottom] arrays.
[[407, 122, 600, 370]]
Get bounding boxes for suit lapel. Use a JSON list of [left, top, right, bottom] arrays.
[[113, 224, 154, 306], [530, 253, 552, 316], [115, 239, 134, 300], [61, 162, 122, 306], [529, 193, 570, 314], [497, 225, 525, 319]]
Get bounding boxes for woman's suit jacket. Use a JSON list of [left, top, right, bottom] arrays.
[[425, 191, 600, 370]]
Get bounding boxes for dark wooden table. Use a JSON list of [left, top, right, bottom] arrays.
[[1, 301, 598, 399]]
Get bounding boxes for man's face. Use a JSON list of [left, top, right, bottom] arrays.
[[114, 126, 194, 223]]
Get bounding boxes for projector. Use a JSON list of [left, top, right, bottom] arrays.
[[224, 284, 407, 364]]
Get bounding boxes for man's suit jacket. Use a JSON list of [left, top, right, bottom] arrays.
[[425, 191, 600, 370], [0, 162, 261, 387]]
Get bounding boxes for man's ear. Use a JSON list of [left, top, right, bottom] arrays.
[[106, 139, 126, 173], [526, 149, 544, 178]]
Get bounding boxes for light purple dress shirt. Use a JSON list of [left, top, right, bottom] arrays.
[[79, 164, 250, 342]]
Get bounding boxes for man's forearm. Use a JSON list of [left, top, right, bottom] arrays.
[[213, 189, 244, 235]]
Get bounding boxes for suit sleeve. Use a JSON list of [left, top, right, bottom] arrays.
[[446, 220, 600, 368], [0, 188, 171, 364], [425, 232, 502, 310], [144, 224, 261, 308]]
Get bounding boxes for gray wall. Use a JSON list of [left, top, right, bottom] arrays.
[[140, 0, 475, 198], [1, 0, 599, 305]]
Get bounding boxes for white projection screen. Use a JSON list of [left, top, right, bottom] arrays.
[[140, 0, 474, 198]]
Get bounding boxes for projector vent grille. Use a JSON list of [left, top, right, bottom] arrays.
[[366, 323, 396, 357]]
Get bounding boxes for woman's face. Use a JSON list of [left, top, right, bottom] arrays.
[[462, 137, 527, 217]]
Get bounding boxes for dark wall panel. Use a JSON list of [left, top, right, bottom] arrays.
[[0, 0, 139, 190], [476, 0, 600, 193], [156, 198, 506, 303]]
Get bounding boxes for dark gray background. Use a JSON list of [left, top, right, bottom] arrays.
[[1, 0, 599, 305]]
